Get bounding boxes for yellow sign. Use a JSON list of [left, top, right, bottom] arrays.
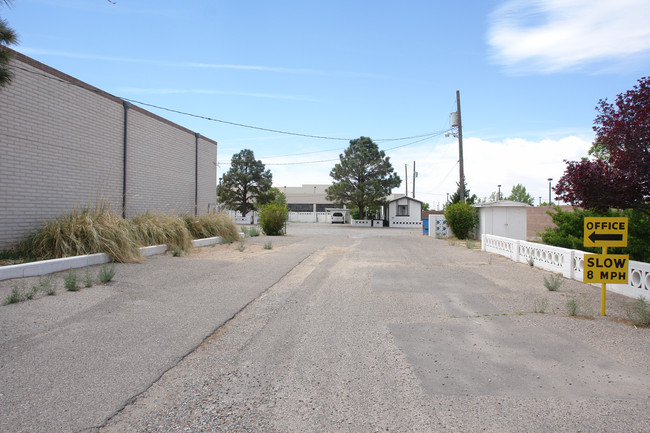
[[583, 254, 629, 283], [584, 217, 628, 247]]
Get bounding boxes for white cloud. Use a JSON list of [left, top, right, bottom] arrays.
[[17, 48, 320, 74], [488, 0, 650, 73], [388, 135, 593, 209]]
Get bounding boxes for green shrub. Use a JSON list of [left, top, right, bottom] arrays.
[[541, 207, 650, 262], [264, 241, 272, 250], [444, 203, 478, 240], [258, 203, 288, 236], [248, 227, 260, 237]]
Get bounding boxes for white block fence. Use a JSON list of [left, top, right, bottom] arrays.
[[482, 234, 649, 300]]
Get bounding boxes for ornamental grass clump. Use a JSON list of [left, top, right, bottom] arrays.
[[130, 213, 192, 253], [17, 203, 141, 263], [183, 213, 240, 241]]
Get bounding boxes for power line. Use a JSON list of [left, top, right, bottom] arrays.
[[121, 97, 446, 142], [219, 131, 449, 166], [11, 64, 448, 143]]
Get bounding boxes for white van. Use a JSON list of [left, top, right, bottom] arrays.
[[331, 212, 345, 224]]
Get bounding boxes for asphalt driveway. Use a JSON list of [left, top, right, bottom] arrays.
[[1, 224, 648, 432]]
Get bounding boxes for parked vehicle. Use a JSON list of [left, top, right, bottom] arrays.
[[331, 212, 345, 224]]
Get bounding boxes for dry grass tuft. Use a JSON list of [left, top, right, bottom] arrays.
[[183, 213, 241, 241], [18, 203, 141, 263], [130, 213, 193, 253], [8, 206, 240, 264]]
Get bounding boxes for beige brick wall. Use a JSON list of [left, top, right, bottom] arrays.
[[527, 205, 578, 239], [0, 51, 217, 248]]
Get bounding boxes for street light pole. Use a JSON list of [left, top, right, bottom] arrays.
[[497, 185, 501, 201], [547, 178, 553, 205]]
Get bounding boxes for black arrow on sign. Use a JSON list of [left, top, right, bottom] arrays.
[[588, 232, 623, 243]]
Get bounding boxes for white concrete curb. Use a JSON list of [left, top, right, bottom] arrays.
[[0, 236, 223, 281]]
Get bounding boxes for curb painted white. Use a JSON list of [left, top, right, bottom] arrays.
[[0, 236, 223, 281]]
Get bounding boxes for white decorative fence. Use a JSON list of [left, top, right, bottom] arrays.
[[482, 234, 649, 299], [351, 219, 371, 227]]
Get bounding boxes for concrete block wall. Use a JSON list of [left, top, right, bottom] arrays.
[[197, 137, 216, 215], [527, 205, 576, 239], [0, 50, 217, 248], [125, 107, 196, 217]]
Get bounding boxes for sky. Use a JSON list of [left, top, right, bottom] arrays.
[[4, 0, 650, 209]]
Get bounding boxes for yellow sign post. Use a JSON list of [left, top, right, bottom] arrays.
[[583, 217, 628, 316]]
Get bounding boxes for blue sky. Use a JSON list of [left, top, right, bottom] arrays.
[[4, 0, 650, 208]]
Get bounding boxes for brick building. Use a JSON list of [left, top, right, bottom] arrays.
[[0, 50, 217, 247]]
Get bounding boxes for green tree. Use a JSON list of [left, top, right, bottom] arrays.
[[448, 181, 477, 205], [508, 184, 534, 205], [421, 202, 430, 211], [217, 149, 272, 216], [266, 187, 287, 205], [0, 0, 18, 87], [444, 202, 479, 240], [326, 136, 401, 220]]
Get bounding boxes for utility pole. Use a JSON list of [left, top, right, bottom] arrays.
[[456, 90, 465, 203], [412, 160, 416, 198], [405, 164, 408, 197]]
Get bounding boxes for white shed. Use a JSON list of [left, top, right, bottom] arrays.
[[388, 196, 423, 228], [475, 200, 530, 240]]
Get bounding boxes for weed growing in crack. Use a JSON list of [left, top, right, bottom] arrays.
[[64, 271, 79, 291], [98, 263, 115, 283], [544, 273, 563, 291], [534, 297, 549, 313]]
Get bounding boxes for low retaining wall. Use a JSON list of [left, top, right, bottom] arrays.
[[482, 234, 649, 299], [0, 236, 222, 281]]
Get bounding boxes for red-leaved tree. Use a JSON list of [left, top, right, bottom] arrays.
[[555, 77, 650, 214]]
